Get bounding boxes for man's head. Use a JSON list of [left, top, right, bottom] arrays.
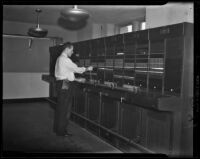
[[62, 42, 74, 57]]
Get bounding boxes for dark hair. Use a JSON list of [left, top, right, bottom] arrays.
[[62, 42, 73, 50]]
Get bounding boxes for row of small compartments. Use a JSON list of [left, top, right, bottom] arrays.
[[79, 58, 164, 67], [74, 23, 188, 49]]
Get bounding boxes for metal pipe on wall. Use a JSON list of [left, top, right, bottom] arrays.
[[3, 34, 55, 40], [3, 34, 63, 47]]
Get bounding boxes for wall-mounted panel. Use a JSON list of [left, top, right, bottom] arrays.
[[3, 36, 53, 73]]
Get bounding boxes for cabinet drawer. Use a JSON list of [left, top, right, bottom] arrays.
[[149, 23, 184, 40]]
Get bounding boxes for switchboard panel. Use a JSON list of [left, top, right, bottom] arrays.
[[49, 22, 193, 98], [45, 22, 193, 156]]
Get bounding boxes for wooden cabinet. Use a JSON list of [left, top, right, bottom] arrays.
[[43, 22, 193, 155]]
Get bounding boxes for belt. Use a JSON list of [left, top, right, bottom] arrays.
[[56, 79, 71, 90], [56, 78, 70, 82]]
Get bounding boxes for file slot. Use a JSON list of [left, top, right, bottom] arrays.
[[79, 59, 85, 66], [124, 63, 134, 68], [84, 59, 91, 66], [98, 62, 105, 67], [114, 59, 124, 68]]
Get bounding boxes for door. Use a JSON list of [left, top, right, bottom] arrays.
[[141, 109, 172, 154], [120, 103, 142, 144]]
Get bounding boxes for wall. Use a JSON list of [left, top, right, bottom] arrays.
[[146, 2, 193, 29], [3, 73, 49, 99], [106, 24, 118, 36], [77, 19, 93, 41], [3, 21, 77, 42], [3, 20, 77, 99]]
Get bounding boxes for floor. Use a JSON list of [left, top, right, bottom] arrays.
[[3, 100, 122, 153]]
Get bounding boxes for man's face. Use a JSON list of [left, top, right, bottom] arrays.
[[64, 46, 74, 57]]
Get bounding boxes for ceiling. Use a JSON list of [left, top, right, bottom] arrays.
[[3, 5, 147, 26]]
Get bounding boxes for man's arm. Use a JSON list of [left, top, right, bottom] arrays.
[[66, 58, 93, 74]]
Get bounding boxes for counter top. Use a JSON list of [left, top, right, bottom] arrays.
[[42, 74, 181, 112]]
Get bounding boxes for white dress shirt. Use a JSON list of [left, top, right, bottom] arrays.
[[55, 53, 86, 81]]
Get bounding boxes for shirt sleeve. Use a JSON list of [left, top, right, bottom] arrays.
[[64, 58, 86, 74]]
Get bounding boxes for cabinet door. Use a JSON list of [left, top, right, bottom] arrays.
[[141, 109, 172, 154], [87, 92, 100, 123], [100, 96, 119, 145], [86, 91, 100, 136], [74, 87, 86, 116], [101, 96, 118, 131], [120, 104, 142, 144], [164, 37, 184, 95]]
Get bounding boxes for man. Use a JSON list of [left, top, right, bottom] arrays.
[[54, 42, 93, 136]]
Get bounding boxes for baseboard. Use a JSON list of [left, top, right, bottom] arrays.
[[3, 97, 48, 104]]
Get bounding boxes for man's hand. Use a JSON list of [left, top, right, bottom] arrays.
[[75, 78, 86, 83], [87, 66, 93, 71]]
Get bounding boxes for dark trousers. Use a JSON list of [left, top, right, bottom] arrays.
[[53, 80, 75, 136]]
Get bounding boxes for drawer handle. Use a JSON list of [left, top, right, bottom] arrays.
[[170, 88, 174, 92], [120, 97, 125, 103]]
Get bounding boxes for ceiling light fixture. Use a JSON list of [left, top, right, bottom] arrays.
[[28, 9, 48, 38], [60, 5, 90, 22]]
